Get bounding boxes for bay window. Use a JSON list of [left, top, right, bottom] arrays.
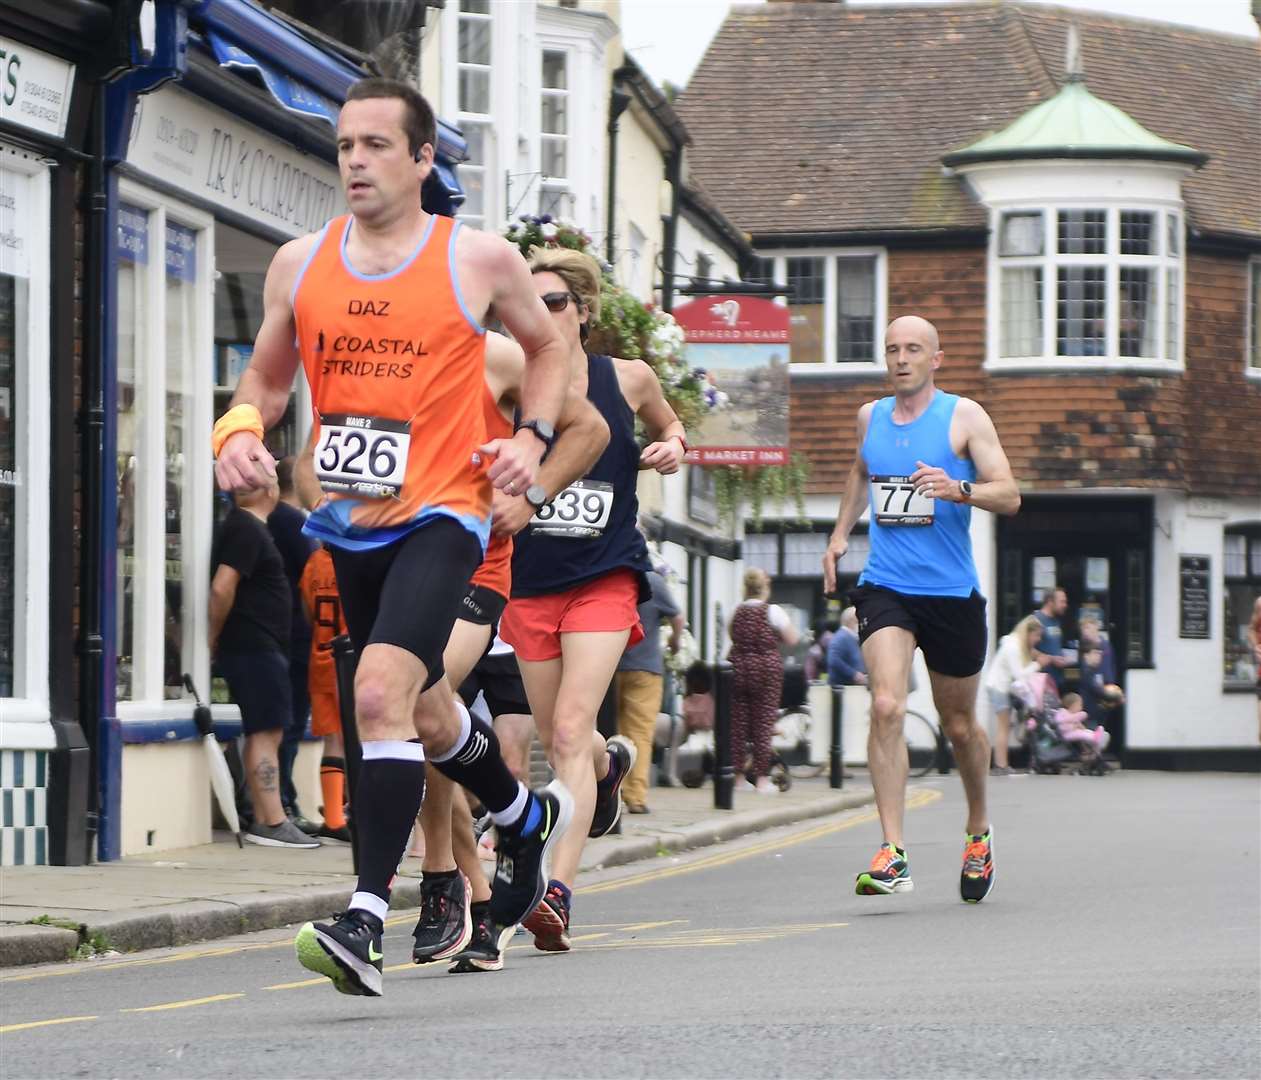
[[456, 0, 492, 229], [993, 206, 1183, 365]]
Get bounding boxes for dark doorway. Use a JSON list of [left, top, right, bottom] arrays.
[[996, 496, 1153, 752]]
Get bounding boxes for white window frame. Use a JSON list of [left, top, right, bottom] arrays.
[[0, 149, 51, 739], [449, 0, 495, 231], [115, 181, 215, 722], [986, 203, 1184, 373], [1246, 257, 1261, 383], [754, 248, 888, 375], [538, 47, 571, 220]]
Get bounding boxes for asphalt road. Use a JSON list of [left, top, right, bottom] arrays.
[[2, 772, 1257, 1079]]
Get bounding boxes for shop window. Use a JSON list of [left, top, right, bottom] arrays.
[[687, 465, 718, 526], [116, 189, 214, 709], [1223, 526, 1261, 688], [742, 533, 778, 576], [994, 207, 1182, 364], [754, 250, 885, 368]]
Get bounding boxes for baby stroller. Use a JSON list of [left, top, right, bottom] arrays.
[[1015, 673, 1109, 776]]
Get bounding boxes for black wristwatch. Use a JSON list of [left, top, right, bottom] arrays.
[[516, 418, 556, 452], [959, 479, 974, 501], [524, 483, 549, 509]]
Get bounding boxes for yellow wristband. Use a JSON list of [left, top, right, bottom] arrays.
[[212, 404, 265, 458]]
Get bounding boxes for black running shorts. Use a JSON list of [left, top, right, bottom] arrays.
[[329, 519, 483, 691], [458, 583, 508, 627], [849, 583, 988, 678], [458, 651, 531, 718]]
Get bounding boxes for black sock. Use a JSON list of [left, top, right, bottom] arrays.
[[353, 746, 426, 904], [432, 714, 519, 814], [470, 899, 490, 920], [422, 868, 458, 883]]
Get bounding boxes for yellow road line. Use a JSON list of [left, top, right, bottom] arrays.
[[120, 993, 243, 1013], [565, 932, 611, 944], [619, 919, 688, 932], [0, 1015, 99, 1034], [2, 789, 940, 986], [263, 977, 326, 991]]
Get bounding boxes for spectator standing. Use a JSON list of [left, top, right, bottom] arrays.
[[728, 568, 799, 793], [615, 569, 686, 814], [267, 456, 318, 833], [826, 607, 868, 687], [983, 613, 1043, 773], [1034, 587, 1070, 691], [299, 544, 351, 842], [210, 483, 318, 848]]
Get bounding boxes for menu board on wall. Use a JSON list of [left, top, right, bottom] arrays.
[[1178, 555, 1210, 640]]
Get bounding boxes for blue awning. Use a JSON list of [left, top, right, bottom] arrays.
[[207, 30, 340, 127]]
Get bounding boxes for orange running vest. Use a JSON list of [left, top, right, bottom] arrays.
[[293, 213, 491, 552], [469, 388, 513, 599]]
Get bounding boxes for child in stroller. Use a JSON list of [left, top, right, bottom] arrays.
[[1016, 673, 1112, 776]]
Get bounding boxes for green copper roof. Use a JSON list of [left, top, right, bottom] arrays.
[[943, 79, 1208, 168]]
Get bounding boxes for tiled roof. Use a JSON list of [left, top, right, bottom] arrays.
[[676, 2, 1260, 241]]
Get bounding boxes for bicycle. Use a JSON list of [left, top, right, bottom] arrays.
[[782, 691, 945, 780]]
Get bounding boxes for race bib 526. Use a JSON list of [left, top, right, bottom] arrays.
[[530, 479, 614, 538], [315, 414, 410, 499], [870, 474, 934, 527]]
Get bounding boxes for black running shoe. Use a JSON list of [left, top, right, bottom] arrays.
[[447, 906, 503, 973], [523, 882, 572, 953], [294, 909, 384, 996], [489, 780, 574, 930], [589, 735, 637, 838], [411, 871, 472, 964]]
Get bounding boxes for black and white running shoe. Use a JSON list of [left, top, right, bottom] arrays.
[[589, 735, 637, 838], [294, 909, 384, 996], [448, 905, 503, 973], [489, 780, 573, 930]]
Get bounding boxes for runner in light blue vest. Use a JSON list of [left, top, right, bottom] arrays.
[[822, 315, 1021, 904]]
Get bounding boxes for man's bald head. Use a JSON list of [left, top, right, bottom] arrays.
[[886, 315, 940, 354]]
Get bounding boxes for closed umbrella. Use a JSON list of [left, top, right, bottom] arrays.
[[183, 674, 243, 848]]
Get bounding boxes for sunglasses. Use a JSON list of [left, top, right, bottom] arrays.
[[541, 291, 582, 313]]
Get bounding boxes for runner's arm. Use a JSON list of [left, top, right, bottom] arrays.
[[293, 427, 323, 511], [960, 400, 1021, 515], [214, 238, 311, 492], [822, 403, 873, 595], [478, 237, 570, 490], [490, 393, 609, 536], [208, 564, 241, 656], [619, 359, 686, 474]]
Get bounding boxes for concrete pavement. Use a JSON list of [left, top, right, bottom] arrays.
[[0, 774, 873, 968]]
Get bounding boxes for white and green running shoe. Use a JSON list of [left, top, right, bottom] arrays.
[[295, 909, 384, 996]]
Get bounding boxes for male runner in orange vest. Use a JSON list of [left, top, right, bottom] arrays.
[[213, 78, 574, 997]]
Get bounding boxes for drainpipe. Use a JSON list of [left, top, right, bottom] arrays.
[[660, 148, 682, 313], [605, 86, 632, 267], [81, 81, 118, 861]]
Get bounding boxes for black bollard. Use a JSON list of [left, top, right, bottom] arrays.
[[712, 661, 734, 810], [830, 687, 844, 790], [331, 634, 363, 873]]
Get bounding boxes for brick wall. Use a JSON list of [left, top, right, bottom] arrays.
[[792, 246, 1260, 499]]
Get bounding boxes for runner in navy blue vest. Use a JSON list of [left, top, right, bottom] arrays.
[[496, 246, 686, 952], [822, 315, 1021, 904]]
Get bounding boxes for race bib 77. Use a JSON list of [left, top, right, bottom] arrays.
[[315, 414, 411, 499], [870, 474, 934, 527]]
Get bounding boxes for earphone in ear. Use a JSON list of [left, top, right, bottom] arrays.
[[414, 146, 423, 163]]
